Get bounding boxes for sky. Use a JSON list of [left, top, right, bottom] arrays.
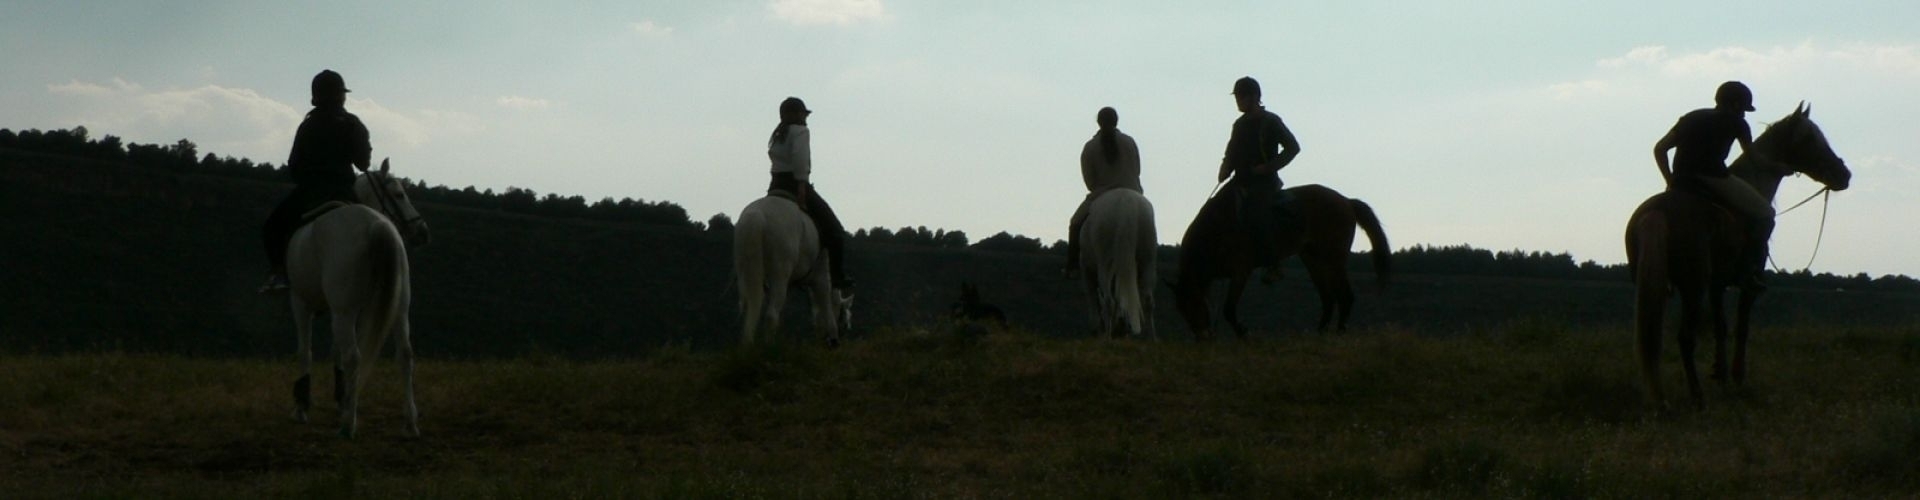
[[4, 0, 1917, 277]]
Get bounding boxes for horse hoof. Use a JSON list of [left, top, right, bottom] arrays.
[[827, 338, 841, 349], [293, 410, 309, 424]]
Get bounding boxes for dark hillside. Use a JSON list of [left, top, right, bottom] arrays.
[[4, 138, 1916, 358]]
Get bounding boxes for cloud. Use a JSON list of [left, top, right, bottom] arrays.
[[630, 20, 674, 38], [768, 0, 885, 26], [1547, 79, 1610, 100], [46, 78, 303, 162], [1597, 46, 1668, 69], [496, 95, 552, 111], [42, 77, 461, 164]]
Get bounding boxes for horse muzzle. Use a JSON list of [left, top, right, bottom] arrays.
[[406, 222, 433, 248]]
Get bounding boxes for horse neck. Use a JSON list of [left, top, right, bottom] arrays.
[[1727, 154, 1784, 202]]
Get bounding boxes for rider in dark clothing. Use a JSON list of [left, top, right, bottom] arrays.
[[1218, 76, 1300, 280], [768, 97, 853, 289], [259, 69, 372, 293], [1653, 80, 1774, 289]]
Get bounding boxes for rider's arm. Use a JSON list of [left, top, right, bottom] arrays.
[[1080, 138, 1100, 192], [791, 126, 812, 206], [348, 116, 373, 172], [1652, 130, 1677, 185], [1263, 117, 1300, 175]]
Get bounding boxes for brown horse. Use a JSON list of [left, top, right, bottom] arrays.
[[1625, 103, 1851, 409], [1171, 183, 1390, 338]]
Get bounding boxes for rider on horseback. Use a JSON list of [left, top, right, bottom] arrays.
[[1652, 81, 1775, 290], [1219, 76, 1300, 283], [1062, 106, 1143, 279], [259, 70, 371, 293], [768, 97, 854, 289]]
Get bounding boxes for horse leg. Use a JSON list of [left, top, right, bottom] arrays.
[[1709, 287, 1730, 383], [1139, 261, 1158, 341], [290, 300, 316, 423], [1634, 282, 1669, 412], [1676, 291, 1707, 409], [809, 278, 839, 348], [1732, 287, 1761, 384], [1084, 268, 1104, 337], [396, 314, 420, 437], [764, 279, 791, 344], [333, 310, 362, 438], [1222, 276, 1251, 339], [1301, 252, 1356, 333]]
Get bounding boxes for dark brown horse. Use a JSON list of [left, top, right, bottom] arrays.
[[1171, 183, 1389, 338], [1625, 103, 1851, 409]]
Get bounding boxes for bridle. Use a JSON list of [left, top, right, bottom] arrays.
[[365, 169, 422, 228]]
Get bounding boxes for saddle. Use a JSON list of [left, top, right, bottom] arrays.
[[300, 201, 352, 224], [765, 188, 799, 204]]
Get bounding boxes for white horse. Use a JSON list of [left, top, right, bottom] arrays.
[[1080, 188, 1157, 339], [285, 159, 431, 438], [733, 194, 852, 346]]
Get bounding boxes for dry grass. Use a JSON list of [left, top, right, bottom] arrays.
[[1, 322, 1916, 498]]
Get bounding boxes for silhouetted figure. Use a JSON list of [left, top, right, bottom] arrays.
[[1653, 81, 1776, 289], [1218, 77, 1301, 283], [767, 97, 853, 289], [950, 282, 1007, 326], [1063, 107, 1143, 279], [260, 70, 372, 293]]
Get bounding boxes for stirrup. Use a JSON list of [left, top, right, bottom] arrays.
[[257, 275, 289, 295]]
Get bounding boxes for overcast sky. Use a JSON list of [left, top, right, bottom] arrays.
[[5, 1, 1917, 277]]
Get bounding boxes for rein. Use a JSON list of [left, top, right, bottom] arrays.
[[1769, 187, 1832, 273], [367, 170, 421, 226]]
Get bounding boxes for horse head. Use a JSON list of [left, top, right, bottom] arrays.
[[1748, 103, 1851, 193], [356, 158, 433, 248]]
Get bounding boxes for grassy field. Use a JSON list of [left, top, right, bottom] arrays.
[[3, 322, 1917, 499]]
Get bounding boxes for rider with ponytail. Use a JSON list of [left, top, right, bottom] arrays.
[[768, 97, 853, 289], [1063, 106, 1143, 278]]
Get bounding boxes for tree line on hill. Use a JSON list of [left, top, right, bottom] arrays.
[[6, 125, 1917, 293]]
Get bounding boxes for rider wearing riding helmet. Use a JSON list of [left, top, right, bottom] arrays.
[[1063, 106, 1143, 278], [1653, 80, 1775, 289], [259, 69, 372, 293], [1219, 76, 1301, 282], [768, 97, 853, 289]]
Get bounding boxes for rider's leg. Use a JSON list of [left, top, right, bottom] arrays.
[[1063, 194, 1093, 278], [259, 187, 315, 292], [1702, 176, 1776, 288], [804, 183, 853, 289]]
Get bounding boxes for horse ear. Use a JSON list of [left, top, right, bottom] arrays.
[[1803, 102, 1811, 117], [379, 158, 391, 174], [1794, 101, 1807, 117]]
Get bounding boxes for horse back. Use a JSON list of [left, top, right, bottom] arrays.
[[1626, 191, 1740, 288]]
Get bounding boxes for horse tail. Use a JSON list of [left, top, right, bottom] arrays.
[[734, 206, 768, 343], [355, 218, 408, 391], [1350, 199, 1390, 289], [1100, 193, 1152, 336], [1628, 207, 1671, 398]]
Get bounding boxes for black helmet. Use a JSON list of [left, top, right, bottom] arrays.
[[1232, 76, 1261, 96], [1715, 81, 1754, 112], [311, 69, 350, 97], [780, 96, 811, 115]]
